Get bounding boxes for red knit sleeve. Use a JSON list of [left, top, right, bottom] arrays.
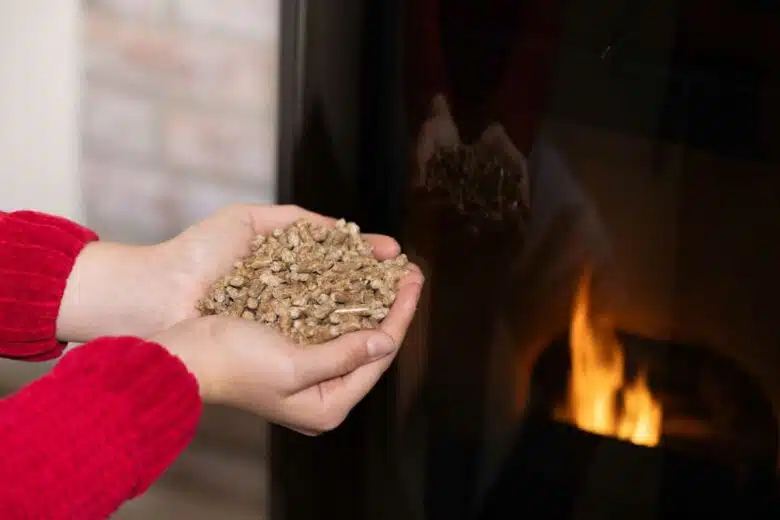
[[0, 211, 99, 361], [0, 336, 202, 519]]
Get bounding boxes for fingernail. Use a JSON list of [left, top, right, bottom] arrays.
[[367, 334, 397, 358]]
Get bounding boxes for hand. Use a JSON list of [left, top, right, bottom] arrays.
[[415, 94, 530, 210], [57, 205, 404, 343], [149, 267, 423, 435], [415, 94, 461, 187]]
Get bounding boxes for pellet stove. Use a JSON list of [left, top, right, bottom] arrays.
[[272, 1, 780, 519]]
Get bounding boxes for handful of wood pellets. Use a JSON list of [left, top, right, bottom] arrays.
[[197, 218, 410, 344], [423, 144, 529, 228]]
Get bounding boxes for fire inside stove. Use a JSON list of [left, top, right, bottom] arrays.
[[535, 268, 777, 476], [555, 270, 662, 447], [475, 270, 779, 519]]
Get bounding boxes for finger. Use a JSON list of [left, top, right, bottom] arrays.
[[377, 272, 424, 344], [287, 329, 400, 391], [363, 234, 401, 259], [478, 124, 530, 209], [312, 347, 399, 425], [311, 268, 421, 395], [431, 94, 451, 120], [282, 277, 423, 427], [281, 346, 399, 433], [416, 118, 439, 179], [285, 273, 421, 391], [314, 277, 423, 407]]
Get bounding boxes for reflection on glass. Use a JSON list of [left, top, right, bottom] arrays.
[[398, 0, 780, 518], [273, 1, 780, 518]]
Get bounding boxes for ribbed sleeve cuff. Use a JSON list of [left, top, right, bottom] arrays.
[[0, 337, 202, 518], [0, 211, 99, 360]]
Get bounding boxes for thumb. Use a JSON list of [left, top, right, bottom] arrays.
[[289, 330, 398, 390]]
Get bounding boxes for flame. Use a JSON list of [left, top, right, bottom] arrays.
[[561, 271, 662, 447]]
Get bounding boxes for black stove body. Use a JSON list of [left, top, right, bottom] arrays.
[[272, 1, 780, 519]]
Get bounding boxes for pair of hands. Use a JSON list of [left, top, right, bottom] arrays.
[[56, 205, 423, 436]]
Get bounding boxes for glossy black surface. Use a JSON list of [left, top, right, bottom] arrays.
[[477, 417, 779, 520], [272, 1, 780, 519]]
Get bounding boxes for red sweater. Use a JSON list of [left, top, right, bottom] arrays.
[[0, 211, 202, 518]]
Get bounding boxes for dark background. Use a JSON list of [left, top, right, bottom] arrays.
[[272, 1, 780, 519]]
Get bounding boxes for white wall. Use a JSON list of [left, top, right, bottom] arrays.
[[0, 1, 82, 388], [0, 1, 83, 221]]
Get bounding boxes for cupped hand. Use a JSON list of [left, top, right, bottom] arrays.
[[58, 203, 423, 433], [57, 205, 403, 343], [150, 265, 423, 435], [160, 204, 407, 328]]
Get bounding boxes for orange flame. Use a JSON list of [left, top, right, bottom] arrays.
[[560, 271, 662, 447]]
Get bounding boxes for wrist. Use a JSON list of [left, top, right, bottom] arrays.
[[57, 242, 180, 342], [148, 317, 225, 403]]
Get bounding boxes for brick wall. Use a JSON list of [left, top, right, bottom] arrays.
[[79, 4, 278, 516], [82, 0, 279, 243]]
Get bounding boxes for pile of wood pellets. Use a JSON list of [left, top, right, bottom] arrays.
[[424, 143, 529, 227], [197, 218, 410, 344]]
